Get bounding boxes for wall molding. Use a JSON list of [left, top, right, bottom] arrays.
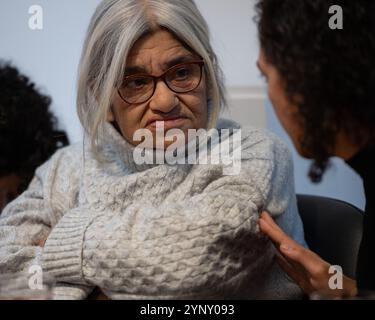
[[222, 86, 268, 129]]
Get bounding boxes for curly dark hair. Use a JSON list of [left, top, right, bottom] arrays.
[[0, 62, 69, 192], [255, 0, 375, 182]]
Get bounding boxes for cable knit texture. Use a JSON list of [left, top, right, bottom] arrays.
[[0, 119, 306, 299]]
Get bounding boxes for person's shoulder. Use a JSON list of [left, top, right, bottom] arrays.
[[216, 118, 292, 162], [52, 142, 83, 159], [35, 142, 84, 181], [239, 127, 291, 163], [27, 142, 84, 217], [49, 142, 84, 167]]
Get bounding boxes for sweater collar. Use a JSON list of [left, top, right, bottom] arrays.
[[97, 119, 241, 174], [99, 122, 159, 173]]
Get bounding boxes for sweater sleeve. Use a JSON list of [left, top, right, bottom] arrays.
[[47, 132, 303, 298], [262, 133, 306, 247], [249, 132, 306, 299], [89, 172, 273, 297], [0, 160, 52, 273], [0, 148, 95, 300]]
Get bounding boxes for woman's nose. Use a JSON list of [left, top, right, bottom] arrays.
[[149, 80, 178, 113]]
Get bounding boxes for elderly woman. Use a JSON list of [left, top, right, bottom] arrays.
[[0, 0, 305, 299]]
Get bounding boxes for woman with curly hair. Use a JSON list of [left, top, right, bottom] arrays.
[[0, 62, 69, 212], [256, 0, 375, 298]]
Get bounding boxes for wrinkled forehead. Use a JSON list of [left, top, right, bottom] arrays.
[[125, 29, 200, 74]]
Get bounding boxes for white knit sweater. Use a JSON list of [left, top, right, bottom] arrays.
[[0, 119, 305, 300]]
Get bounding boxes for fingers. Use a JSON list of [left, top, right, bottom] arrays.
[[280, 241, 330, 277], [276, 254, 302, 284], [260, 211, 341, 297], [259, 213, 310, 275], [275, 254, 312, 295], [259, 211, 326, 276], [259, 212, 298, 249], [260, 211, 281, 229], [278, 244, 313, 279]]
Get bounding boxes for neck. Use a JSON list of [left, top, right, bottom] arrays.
[[333, 132, 365, 160]]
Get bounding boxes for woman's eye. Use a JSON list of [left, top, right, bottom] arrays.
[[174, 67, 190, 80], [126, 78, 148, 90]]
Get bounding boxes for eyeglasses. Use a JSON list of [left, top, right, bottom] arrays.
[[118, 60, 205, 104]]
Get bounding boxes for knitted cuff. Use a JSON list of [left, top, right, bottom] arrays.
[[42, 208, 92, 285], [53, 283, 94, 300]]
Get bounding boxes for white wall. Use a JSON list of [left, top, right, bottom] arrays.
[[0, 0, 365, 209], [196, 0, 262, 87], [0, 0, 101, 142]]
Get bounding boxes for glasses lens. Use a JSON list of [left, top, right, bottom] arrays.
[[119, 76, 154, 103], [166, 63, 202, 93]]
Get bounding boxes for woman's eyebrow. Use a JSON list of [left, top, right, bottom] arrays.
[[124, 54, 197, 76], [164, 54, 196, 69], [124, 66, 147, 76]]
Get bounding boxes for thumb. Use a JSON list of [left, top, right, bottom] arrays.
[[280, 242, 329, 276]]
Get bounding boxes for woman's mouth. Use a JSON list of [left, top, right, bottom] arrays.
[[146, 117, 188, 130]]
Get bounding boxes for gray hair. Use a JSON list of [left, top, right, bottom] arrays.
[[77, 0, 226, 154]]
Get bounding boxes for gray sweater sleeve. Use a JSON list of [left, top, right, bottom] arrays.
[[0, 150, 94, 300], [0, 163, 49, 273], [41, 166, 274, 298], [253, 132, 306, 298], [41, 133, 301, 298], [0, 130, 305, 299], [262, 132, 306, 246]]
